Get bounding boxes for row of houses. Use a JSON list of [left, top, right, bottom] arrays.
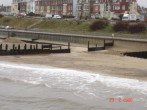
[[9, 0, 143, 19], [77, 0, 138, 19], [11, 0, 77, 16], [0, 5, 11, 13]]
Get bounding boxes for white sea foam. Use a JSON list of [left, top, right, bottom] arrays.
[[0, 61, 147, 95]]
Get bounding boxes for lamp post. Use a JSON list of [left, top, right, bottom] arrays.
[[79, 0, 84, 20]]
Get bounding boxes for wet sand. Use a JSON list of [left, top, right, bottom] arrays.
[[0, 37, 147, 81]]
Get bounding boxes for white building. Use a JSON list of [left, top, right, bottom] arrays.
[[73, 0, 78, 17], [129, 1, 138, 14], [77, 0, 91, 19], [11, 0, 19, 14], [26, 0, 36, 14]]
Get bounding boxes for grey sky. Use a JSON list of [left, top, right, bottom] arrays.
[[0, 0, 147, 7], [0, 0, 12, 6], [137, 0, 147, 7]]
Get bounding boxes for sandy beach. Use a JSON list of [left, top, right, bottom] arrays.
[[0, 36, 147, 110], [0, 37, 147, 81]]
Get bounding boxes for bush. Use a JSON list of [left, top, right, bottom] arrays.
[[95, 17, 99, 19], [113, 21, 129, 32], [128, 23, 146, 33], [27, 12, 41, 17], [62, 15, 75, 18], [0, 14, 4, 18], [90, 20, 109, 31], [111, 17, 119, 20], [35, 14, 41, 17], [119, 14, 124, 20], [27, 12, 35, 16]]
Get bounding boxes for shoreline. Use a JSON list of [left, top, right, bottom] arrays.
[[0, 37, 147, 81], [0, 47, 147, 81]]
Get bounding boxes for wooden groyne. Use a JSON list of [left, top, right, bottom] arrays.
[[88, 40, 114, 51], [124, 51, 147, 59], [1, 29, 147, 58], [0, 42, 70, 56]]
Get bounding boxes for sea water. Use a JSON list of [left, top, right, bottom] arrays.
[[0, 61, 147, 110]]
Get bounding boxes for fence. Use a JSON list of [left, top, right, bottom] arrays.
[[0, 30, 105, 45]]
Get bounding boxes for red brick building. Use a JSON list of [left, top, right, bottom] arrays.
[[35, 0, 74, 16], [18, 0, 27, 13], [110, 0, 136, 13], [93, 0, 137, 15], [93, 0, 109, 15]]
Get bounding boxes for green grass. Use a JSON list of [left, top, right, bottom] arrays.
[[35, 20, 90, 31], [36, 20, 147, 37], [0, 16, 38, 29]]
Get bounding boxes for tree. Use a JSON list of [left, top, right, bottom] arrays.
[[27, 12, 35, 16], [119, 14, 124, 20], [0, 14, 4, 18]]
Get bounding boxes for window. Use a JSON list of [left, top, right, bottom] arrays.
[[95, 6, 98, 10], [77, 5, 82, 10], [78, 0, 82, 3], [113, 0, 117, 2], [114, 5, 120, 10], [122, 5, 125, 10], [84, 5, 89, 10], [116, 6, 120, 10], [126, 0, 129, 2]]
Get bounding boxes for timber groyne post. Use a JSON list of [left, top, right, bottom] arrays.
[[0, 44, 2, 50], [5, 44, 8, 52]]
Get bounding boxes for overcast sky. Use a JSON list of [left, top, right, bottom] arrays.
[[0, 0, 147, 7]]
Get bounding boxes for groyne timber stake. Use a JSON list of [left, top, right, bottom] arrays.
[[18, 44, 20, 50], [30, 45, 32, 50], [88, 41, 90, 49], [13, 44, 15, 50], [41, 45, 43, 50], [0, 44, 2, 50], [24, 44, 27, 50], [68, 42, 70, 49], [36, 44, 38, 49], [104, 40, 106, 49], [6, 44, 8, 51]]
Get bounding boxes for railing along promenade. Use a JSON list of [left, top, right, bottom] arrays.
[[0, 29, 147, 44]]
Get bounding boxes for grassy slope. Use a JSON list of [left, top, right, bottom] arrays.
[[0, 17, 146, 37], [35, 20, 90, 31], [98, 24, 147, 37], [0, 16, 38, 29], [35, 20, 147, 37]]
